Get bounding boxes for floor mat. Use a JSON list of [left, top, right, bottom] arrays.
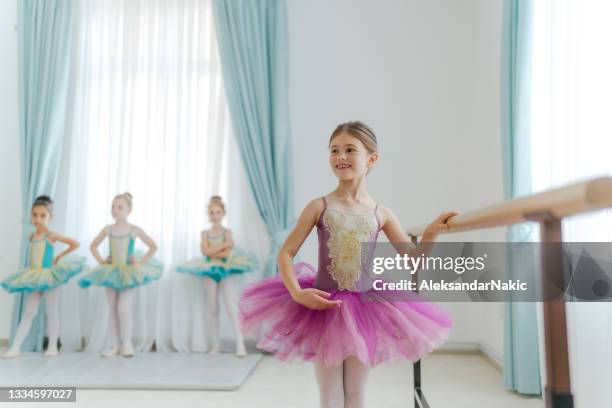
[[0, 351, 263, 390]]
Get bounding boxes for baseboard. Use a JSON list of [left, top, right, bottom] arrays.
[[477, 342, 503, 371], [0, 338, 504, 371], [436, 341, 503, 372]]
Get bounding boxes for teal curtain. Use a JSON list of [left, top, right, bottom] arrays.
[[213, 0, 294, 277], [501, 0, 542, 395], [10, 0, 74, 352]]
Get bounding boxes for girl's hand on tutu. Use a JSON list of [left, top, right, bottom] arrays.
[[132, 260, 141, 269], [423, 211, 458, 239], [52, 256, 60, 266], [292, 288, 342, 310]]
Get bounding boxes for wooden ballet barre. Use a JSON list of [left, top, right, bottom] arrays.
[[406, 176, 612, 236], [405, 176, 612, 408]]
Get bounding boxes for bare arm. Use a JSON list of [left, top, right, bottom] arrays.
[[278, 199, 342, 310], [200, 230, 231, 257], [380, 205, 458, 268], [132, 226, 158, 265], [213, 229, 233, 258], [48, 231, 80, 266], [222, 229, 234, 250], [90, 226, 109, 265]]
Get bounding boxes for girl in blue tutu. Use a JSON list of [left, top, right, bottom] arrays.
[[78, 192, 162, 357], [176, 196, 258, 357], [1, 195, 84, 358]]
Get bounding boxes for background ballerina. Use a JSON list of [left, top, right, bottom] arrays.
[[79, 192, 162, 357], [176, 195, 258, 357], [1, 195, 84, 358]]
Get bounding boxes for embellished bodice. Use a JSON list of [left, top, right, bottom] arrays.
[[313, 197, 381, 291], [29, 234, 54, 269], [108, 227, 135, 265], [207, 230, 226, 246]]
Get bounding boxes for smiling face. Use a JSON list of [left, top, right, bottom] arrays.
[[329, 132, 378, 181], [208, 203, 225, 224], [111, 197, 131, 221], [31, 205, 51, 228]]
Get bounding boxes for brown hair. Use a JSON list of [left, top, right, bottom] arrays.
[[208, 195, 225, 213], [113, 192, 133, 209], [32, 195, 54, 214], [329, 121, 378, 153]]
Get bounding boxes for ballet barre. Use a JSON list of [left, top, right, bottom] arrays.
[[406, 176, 612, 408]]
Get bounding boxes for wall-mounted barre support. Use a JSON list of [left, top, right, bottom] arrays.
[[404, 176, 612, 408]]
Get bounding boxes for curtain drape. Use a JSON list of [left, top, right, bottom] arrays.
[[213, 0, 294, 277], [500, 0, 542, 396], [11, 0, 74, 353], [54, 0, 267, 353], [530, 1, 612, 405]]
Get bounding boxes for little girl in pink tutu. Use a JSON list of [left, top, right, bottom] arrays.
[[239, 121, 456, 407]]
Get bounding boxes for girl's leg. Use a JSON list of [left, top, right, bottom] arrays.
[[2, 292, 42, 358], [314, 360, 344, 408], [43, 289, 60, 357], [343, 356, 369, 408], [117, 288, 135, 357], [204, 278, 220, 354], [102, 287, 120, 357], [219, 278, 246, 357]]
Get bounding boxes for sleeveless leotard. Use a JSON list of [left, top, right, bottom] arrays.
[[238, 196, 453, 367]]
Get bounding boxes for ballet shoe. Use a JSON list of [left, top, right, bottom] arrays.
[[120, 343, 134, 358], [101, 346, 119, 357], [235, 343, 247, 358], [44, 348, 58, 358], [1, 349, 20, 359], [208, 338, 221, 355]]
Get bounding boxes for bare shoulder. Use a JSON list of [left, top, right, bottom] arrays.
[[305, 197, 326, 210], [46, 230, 58, 242], [375, 203, 399, 227], [93, 225, 111, 238], [302, 197, 326, 222], [130, 224, 144, 236]]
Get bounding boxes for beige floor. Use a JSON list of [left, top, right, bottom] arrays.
[[2, 353, 544, 408]]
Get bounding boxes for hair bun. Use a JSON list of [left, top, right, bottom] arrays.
[[34, 195, 53, 204], [32, 195, 54, 214], [113, 192, 134, 209], [208, 195, 226, 213]]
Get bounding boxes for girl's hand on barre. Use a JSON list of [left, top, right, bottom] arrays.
[[423, 211, 458, 240]]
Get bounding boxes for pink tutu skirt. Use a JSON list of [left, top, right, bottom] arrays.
[[239, 262, 452, 367]]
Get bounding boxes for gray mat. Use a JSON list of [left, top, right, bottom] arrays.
[[0, 351, 262, 390]]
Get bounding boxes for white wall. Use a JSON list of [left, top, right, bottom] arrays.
[[287, 0, 505, 358], [0, 0, 506, 358], [0, 0, 20, 342]]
